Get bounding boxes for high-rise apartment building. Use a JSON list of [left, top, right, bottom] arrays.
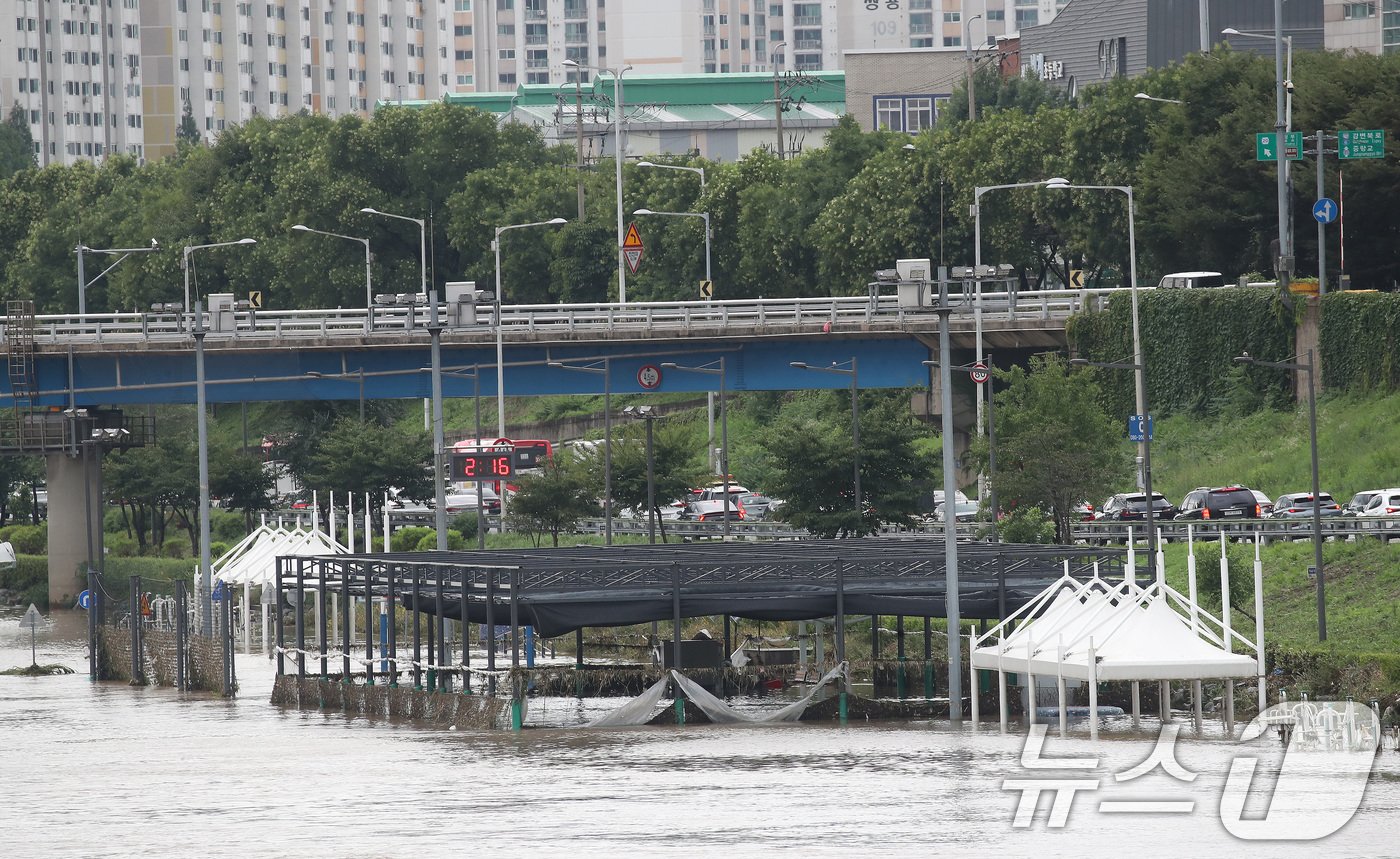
[[6, 0, 1069, 167]]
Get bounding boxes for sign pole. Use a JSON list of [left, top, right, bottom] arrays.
[[1316, 129, 1327, 295]]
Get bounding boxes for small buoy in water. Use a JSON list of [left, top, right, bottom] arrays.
[[764, 678, 785, 691]]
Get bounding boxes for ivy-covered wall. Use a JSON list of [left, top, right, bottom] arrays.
[[1067, 289, 1295, 418], [1318, 291, 1400, 393]]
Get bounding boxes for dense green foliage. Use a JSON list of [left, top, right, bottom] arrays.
[[1068, 288, 1296, 417], [2, 49, 1397, 315], [983, 355, 1127, 541], [1319, 291, 1400, 392]]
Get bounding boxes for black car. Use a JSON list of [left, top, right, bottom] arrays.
[[1098, 492, 1177, 522], [1175, 486, 1261, 521]]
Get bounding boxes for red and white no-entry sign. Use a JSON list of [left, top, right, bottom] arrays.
[[969, 362, 990, 384]]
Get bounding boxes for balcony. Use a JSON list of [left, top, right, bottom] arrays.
[[794, 39, 820, 50], [794, 15, 821, 26], [525, 33, 547, 45], [525, 58, 548, 68]]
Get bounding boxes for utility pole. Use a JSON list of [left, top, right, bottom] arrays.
[[771, 42, 786, 159], [575, 78, 586, 220], [964, 14, 981, 121]]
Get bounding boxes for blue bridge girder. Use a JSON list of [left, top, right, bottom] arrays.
[[3, 291, 1117, 407]]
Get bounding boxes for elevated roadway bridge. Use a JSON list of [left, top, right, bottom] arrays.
[[2, 288, 1128, 608], [3, 289, 1122, 409]]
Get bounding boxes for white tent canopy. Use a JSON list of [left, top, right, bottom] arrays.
[[971, 564, 1264, 737], [214, 520, 346, 588], [972, 579, 1258, 683]]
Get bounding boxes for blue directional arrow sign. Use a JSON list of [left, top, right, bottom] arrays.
[[1312, 198, 1338, 225]]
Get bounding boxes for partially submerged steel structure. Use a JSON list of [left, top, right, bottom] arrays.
[[273, 537, 1125, 703]]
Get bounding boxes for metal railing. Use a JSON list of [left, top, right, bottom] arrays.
[[1070, 516, 1400, 544], [2, 288, 1127, 348]]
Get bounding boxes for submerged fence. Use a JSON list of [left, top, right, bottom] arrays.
[[87, 571, 237, 695]]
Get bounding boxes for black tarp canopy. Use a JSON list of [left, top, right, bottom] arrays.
[[279, 537, 1125, 637]]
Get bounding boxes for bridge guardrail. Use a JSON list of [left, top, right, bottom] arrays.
[[5, 288, 1128, 346], [1070, 516, 1400, 544]]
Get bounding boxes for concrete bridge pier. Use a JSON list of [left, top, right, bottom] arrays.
[[911, 380, 978, 489], [45, 449, 103, 609]]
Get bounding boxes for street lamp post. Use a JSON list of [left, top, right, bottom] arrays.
[[443, 364, 488, 550], [964, 13, 982, 121], [632, 172, 717, 471], [636, 161, 706, 193], [182, 238, 257, 317], [77, 240, 160, 319], [1236, 351, 1324, 640], [1222, 26, 1294, 286], [924, 357, 999, 539], [662, 358, 730, 541], [493, 218, 568, 526], [291, 224, 373, 308], [1046, 180, 1155, 569], [971, 178, 1068, 505], [1070, 357, 1158, 584], [359, 207, 427, 298], [1133, 92, 1185, 105], [789, 360, 861, 535], [305, 369, 366, 421], [548, 359, 613, 546], [562, 59, 632, 303], [185, 238, 256, 636], [622, 405, 661, 544], [632, 209, 711, 292]]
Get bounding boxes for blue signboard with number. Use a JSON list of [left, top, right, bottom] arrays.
[[1128, 415, 1154, 442]]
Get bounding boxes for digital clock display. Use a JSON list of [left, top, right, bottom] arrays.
[[450, 452, 514, 481]]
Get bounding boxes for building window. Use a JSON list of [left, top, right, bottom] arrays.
[[1342, 2, 1376, 18], [906, 97, 934, 132], [875, 97, 901, 131], [987, 9, 1005, 21], [943, 11, 959, 22], [943, 36, 961, 47]]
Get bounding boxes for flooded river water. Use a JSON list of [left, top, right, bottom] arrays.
[[5, 606, 1399, 857]]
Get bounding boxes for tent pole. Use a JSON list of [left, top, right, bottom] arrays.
[[998, 668, 1008, 732], [1088, 638, 1099, 741], [1254, 533, 1266, 716], [1193, 679, 1203, 733], [968, 632, 978, 726], [1025, 632, 1036, 727], [1056, 637, 1067, 738], [1131, 680, 1140, 726], [365, 572, 375, 686], [835, 567, 847, 724], [1159, 680, 1170, 722], [1221, 532, 1235, 736]]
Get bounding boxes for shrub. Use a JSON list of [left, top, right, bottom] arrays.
[[417, 530, 467, 551], [391, 526, 433, 552], [1, 524, 47, 555], [161, 537, 190, 559], [997, 506, 1055, 544]]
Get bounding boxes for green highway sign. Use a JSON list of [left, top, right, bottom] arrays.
[[1338, 129, 1385, 159], [1255, 132, 1303, 162]]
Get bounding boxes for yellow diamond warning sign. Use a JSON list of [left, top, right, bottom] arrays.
[[623, 222, 644, 274]]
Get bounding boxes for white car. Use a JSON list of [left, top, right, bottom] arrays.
[[1358, 489, 1400, 518], [444, 486, 501, 515]]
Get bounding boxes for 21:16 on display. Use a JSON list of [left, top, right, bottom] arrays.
[[450, 453, 513, 481]]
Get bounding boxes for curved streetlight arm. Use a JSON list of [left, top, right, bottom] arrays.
[[182, 238, 258, 314], [636, 161, 706, 190]]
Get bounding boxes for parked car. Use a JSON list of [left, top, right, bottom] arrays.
[[680, 499, 745, 522], [1175, 485, 1261, 521], [1156, 271, 1225, 289], [737, 493, 776, 520], [1344, 490, 1383, 516], [931, 499, 980, 523], [1269, 492, 1343, 520], [1358, 489, 1400, 518], [1251, 490, 1274, 518], [444, 487, 501, 515], [1097, 492, 1177, 522]]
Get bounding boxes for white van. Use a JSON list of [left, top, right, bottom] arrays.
[[1157, 271, 1225, 289]]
